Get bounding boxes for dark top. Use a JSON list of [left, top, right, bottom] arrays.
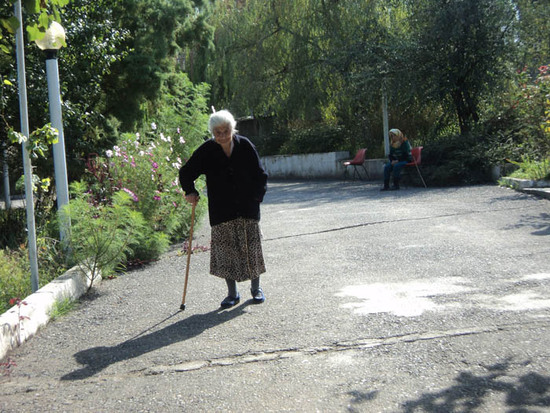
[[388, 140, 412, 163], [179, 135, 268, 226]]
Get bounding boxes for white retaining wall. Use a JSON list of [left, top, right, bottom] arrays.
[[0, 266, 100, 361], [261, 151, 384, 180]]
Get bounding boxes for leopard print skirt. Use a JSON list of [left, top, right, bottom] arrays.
[[210, 218, 266, 281]]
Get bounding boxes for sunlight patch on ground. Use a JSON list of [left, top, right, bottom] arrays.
[[490, 291, 550, 312], [326, 353, 356, 367], [522, 273, 550, 281], [338, 276, 550, 317], [336, 278, 472, 317]]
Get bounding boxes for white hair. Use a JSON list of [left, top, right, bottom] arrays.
[[208, 110, 237, 136]]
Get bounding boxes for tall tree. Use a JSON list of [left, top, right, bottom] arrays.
[[513, 0, 550, 70], [407, 0, 517, 134], [101, 0, 214, 131]]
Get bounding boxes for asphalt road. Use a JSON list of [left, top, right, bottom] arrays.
[[1, 181, 550, 412]]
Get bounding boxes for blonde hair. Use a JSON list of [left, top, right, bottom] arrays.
[[389, 128, 404, 140], [389, 128, 405, 148]]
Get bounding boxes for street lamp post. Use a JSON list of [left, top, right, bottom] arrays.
[[35, 22, 70, 244], [14, 0, 40, 291]]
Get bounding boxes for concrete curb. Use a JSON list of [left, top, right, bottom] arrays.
[[522, 187, 550, 199], [0, 266, 101, 361], [499, 177, 550, 200]]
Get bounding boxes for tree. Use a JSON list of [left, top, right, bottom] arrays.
[[513, 0, 550, 70], [200, 0, 416, 153], [100, 0, 214, 131], [406, 0, 517, 134]]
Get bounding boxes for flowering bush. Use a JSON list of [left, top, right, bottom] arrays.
[[79, 122, 206, 262], [69, 72, 209, 265]]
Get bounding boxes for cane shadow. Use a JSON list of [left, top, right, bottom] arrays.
[[61, 304, 249, 381]]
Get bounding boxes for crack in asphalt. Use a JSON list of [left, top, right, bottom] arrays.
[[142, 320, 549, 376], [263, 205, 539, 241], [1, 320, 548, 396]]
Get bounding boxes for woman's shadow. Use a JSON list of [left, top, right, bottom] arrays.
[[61, 303, 250, 381]]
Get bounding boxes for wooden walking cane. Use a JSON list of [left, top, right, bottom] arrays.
[[180, 202, 196, 311]]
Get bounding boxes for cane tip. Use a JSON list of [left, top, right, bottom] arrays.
[[180, 303, 186, 311]]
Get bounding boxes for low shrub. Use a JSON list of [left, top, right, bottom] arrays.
[[0, 249, 30, 314], [60, 185, 147, 287], [419, 133, 495, 186], [277, 124, 351, 155], [0, 208, 27, 250], [74, 120, 207, 268], [507, 157, 550, 180]]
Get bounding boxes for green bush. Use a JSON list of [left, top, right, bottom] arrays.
[[82, 124, 206, 259], [253, 132, 289, 157], [420, 133, 495, 186], [60, 186, 147, 286], [483, 65, 550, 162], [277, 124, 351, 155], [507, 157, 550, 180], [0, 208, 27, 250], [0, 249, 31, 314]]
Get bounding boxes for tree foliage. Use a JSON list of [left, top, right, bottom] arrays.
[[198, 0, 537, 157], [513, 0, 550, 70], [406, 0, 516, 134], [101, 0, 214, 131]]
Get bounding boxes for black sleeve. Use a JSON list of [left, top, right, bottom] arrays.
[[244, 138, 268, 202], [179, 145, 205, 196]]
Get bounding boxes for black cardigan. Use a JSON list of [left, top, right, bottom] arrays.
[[179, 135, 268, 226]]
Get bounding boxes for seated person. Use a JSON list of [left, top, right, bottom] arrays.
[[381, 128, 412, 191]]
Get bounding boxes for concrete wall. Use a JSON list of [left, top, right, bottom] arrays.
[[261, 151, 384, 180]]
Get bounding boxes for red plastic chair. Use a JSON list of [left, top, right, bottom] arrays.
[[403, 146, 427, 188], [343, 148, 369, 180]]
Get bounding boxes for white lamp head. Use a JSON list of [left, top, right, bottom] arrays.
[[35, 21, 66, 51]]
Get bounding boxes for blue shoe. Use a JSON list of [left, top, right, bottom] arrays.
[[251, 288, 265, 304], [221, 294, 240, 308]]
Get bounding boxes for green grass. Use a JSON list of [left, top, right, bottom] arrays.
[[48, 297, 77, 321], [0, 249, 31, 314], [507, 157, 550, 181]]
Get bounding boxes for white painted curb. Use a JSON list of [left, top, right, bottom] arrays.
[[500, 177, 550, 189], [0, 266, 101, 361]]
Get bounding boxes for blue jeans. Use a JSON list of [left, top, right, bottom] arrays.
[[384, 161, 407, 183]]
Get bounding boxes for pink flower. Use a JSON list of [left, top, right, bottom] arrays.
[[122, 188, 139, 202]]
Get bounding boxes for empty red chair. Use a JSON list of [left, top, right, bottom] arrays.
[[343, 148, 369, 180]]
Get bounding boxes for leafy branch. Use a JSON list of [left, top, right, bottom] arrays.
[[8, 123, 59, 159]]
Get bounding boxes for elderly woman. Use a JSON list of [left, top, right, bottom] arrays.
[[381, 128, 412, 191], [179, 110, 268, 308]]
